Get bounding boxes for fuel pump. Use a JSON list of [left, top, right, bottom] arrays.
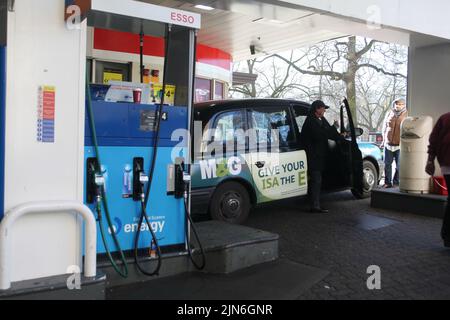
[[81, 3, 204, 278], [133, 25, 204, 274], [133, 25, 205, 274]]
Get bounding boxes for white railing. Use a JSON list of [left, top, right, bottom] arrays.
[[0, 201, 97, 290]]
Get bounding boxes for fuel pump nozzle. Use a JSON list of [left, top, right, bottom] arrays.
[[133, 157, 162, 276], [94, 173, 105, 218], [95, 173, 105, 195], [182, 170, 191, 199], [133, 158, 148, 202], [139, 172, 148, 203], [87, 159, 105, 214]]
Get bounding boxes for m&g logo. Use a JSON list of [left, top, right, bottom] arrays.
[[199, 157, 242, 180]]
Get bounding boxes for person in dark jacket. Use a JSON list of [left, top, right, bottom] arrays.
[[301, 100, 344, 213], [425, 112, 450, 247]]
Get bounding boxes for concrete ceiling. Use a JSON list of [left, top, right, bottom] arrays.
[[139, 0, 411, 61]]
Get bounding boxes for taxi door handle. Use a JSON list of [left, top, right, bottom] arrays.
[[255, 161, 265, 169]]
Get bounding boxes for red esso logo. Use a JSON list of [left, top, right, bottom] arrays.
[[171, 12, 195, 25]]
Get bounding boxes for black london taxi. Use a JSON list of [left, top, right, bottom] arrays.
[[190, 98, 383, 224]]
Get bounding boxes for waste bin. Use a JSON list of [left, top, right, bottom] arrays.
[[399, 116, 433, 194]]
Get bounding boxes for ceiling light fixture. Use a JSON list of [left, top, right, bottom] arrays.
[[268, 19, 284, 24], [194, 4, 215, 11], [252, 17, 286, 26]]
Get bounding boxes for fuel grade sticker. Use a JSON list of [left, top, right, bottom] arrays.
[[37, 85, 56, 143]]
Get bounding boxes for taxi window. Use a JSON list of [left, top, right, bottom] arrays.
[[250, 107, 295, 151], [212, 110, 246, 143], [292, 104, 309, 133]]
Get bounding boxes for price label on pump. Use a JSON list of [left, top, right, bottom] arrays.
[[150, 84, 176, 106], [37, 86, 56, 143]]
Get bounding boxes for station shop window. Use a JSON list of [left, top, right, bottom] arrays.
[[195, 77, 212, 103], [93, 60, 132, 84], [214, 81, 224, 100], [195, 78, 227, 102]]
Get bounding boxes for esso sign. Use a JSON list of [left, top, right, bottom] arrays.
[[170, 12, 196, 25]]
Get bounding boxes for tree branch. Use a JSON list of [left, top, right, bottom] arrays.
[[357, 63, 407, 78], [272, 54, 344, 81], [356, 39, 378, 60]]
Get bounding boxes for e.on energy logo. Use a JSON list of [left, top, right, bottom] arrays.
[[108, 217, 166, 235], [107, 217, 123, 235]]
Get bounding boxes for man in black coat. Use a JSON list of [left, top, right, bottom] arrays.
[[301, 100, 344, 213]]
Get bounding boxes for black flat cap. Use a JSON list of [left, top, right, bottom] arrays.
[[311, 100, 330, 110]]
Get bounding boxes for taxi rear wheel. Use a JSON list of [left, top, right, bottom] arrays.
[[352, 160, 378, 199], [209, 182, 251, 225]]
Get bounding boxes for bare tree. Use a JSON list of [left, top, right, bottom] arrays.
[[230, 52, 313, 100], [271, 36, 407, 123], [230, 36, 408, 134]]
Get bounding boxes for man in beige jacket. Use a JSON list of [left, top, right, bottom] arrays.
[[382, 99, 408, 188]]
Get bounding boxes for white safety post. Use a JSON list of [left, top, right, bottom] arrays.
[[0, 201, 97, 290]]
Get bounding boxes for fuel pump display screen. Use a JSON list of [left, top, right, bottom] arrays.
[[140, 110, 169, 132], [140, 110, 156, 132]]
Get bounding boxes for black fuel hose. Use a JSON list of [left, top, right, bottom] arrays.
[[133, 162, 162, 276], [133, 24, 172, 276], [132, 197, 163, 276], [95, 194, 129, 278], [184, 189, 206, 270]]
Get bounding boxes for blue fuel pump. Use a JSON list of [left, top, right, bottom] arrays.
[[84, 94, 189, 272], [84, 22, 206, 277]]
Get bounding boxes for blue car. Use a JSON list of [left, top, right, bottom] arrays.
[[357, 142, 384, 196]]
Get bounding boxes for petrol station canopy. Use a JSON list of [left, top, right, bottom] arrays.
[[141, 0, 450, 61], [66, 0, 201, 35]]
